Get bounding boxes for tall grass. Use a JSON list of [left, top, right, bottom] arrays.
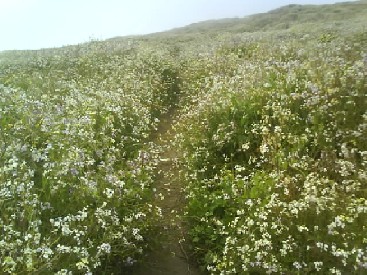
[[176, 30, 367, 273]]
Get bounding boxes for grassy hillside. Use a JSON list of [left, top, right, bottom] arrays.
[[134, 0, 367, 36], [0, 1, 366, 274]]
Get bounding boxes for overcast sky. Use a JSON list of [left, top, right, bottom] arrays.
[[0, 0, 356, 51]]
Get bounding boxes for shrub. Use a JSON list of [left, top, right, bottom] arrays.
[[178, 32, 367, 273]]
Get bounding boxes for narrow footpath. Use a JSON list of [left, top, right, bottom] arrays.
[[132, 109, 202, 275]]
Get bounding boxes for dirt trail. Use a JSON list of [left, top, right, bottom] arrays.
[[131, 109, 202, 275]]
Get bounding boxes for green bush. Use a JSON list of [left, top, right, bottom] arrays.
[[178, 33, 367, 273], [0, 49, 171, 273]]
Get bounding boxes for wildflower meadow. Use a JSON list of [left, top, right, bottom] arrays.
[[0, 1, 366, 274]]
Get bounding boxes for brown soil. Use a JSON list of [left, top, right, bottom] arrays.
[[130, 110, 202, 275]]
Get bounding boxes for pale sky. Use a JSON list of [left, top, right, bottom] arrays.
[[0, 0, 356, 51]]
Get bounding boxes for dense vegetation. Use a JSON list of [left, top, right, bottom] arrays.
[[1, 1, 366, 274]]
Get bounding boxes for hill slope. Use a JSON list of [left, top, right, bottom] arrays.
[[113, 0, 367, 38], [0, 1, 366, 274]]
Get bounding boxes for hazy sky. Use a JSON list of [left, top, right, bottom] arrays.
[[0, 0, 356, 51]]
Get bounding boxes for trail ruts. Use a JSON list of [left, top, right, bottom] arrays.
[[131, 108, 202, 275]]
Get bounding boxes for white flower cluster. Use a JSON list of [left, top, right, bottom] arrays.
[[1, 5, 366, 274], [176, 24, 367, 273], [0, 44, 171, 273]]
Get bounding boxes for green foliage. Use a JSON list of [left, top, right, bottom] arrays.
[[1, 1, 367, 274], [176, 25, 367, 274], [0, 48, 175, 273]]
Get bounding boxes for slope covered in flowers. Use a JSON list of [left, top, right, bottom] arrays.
[[174, 20, 367, 275], [0, 43, 182, 273], [0, 1, 367, 274]]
